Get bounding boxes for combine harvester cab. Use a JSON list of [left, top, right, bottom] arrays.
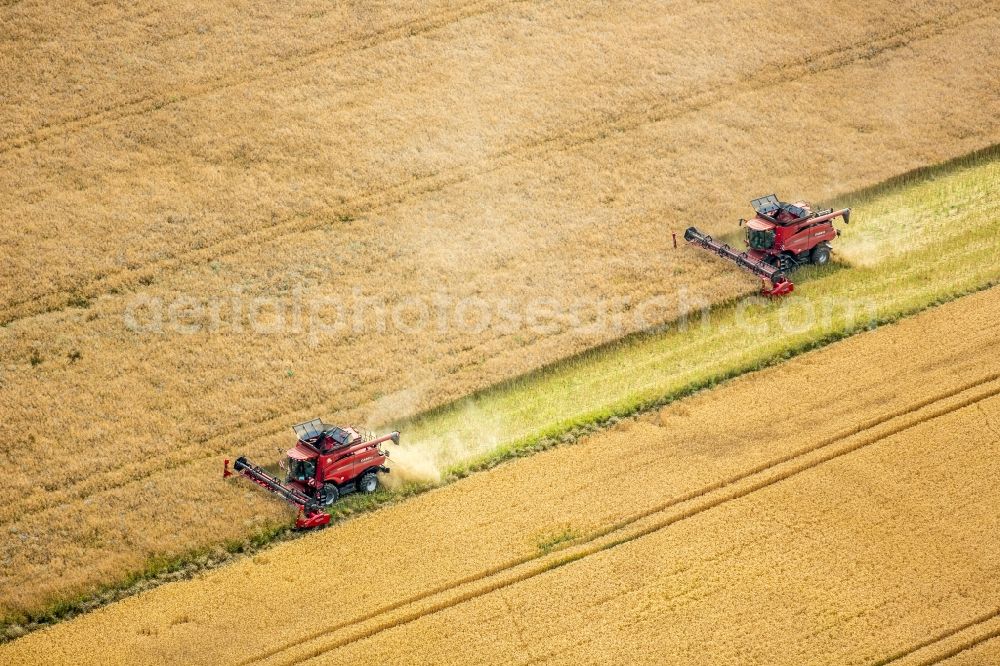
[[224, 418, 399, 529], [685, 194, 850, 297]]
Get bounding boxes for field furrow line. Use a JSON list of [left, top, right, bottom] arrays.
[[919, 630, 1000, 666], [0, 0, 521, 154], [241, 378, 1000, 666], [876, 608, 1000, 665], [2, 2, 990, 325]]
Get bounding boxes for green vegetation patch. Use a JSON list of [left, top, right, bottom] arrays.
[[394, 146, 1000, 477]]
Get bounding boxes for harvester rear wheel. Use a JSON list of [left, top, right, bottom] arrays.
[[318, 483, 339, 506], [810, 244, 831, 265], [357, 472, 378, 494]]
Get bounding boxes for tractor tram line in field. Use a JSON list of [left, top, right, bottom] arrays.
[[877, 608, 1000, 665], [1, 0, 981, 161], [1, 0, 993, 326], [921, 632, 1000, 666], [240, 378, 1000, 666]]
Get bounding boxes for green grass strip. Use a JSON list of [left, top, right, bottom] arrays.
[[395, 145, 1000, 475]]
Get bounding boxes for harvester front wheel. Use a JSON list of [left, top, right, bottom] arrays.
[[768, 254, 795, 273], [357, 472, 378, 494], [810, 244, 831, 265], [318, 483, 339, 506]]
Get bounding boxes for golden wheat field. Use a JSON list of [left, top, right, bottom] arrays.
[[325, 384, 1000, 666], [1, 0, 999, 622], [3, 283, 998, 665]]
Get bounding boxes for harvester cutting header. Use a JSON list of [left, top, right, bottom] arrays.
[[224, 418, 399, 529], [685, 194, 850, 296]]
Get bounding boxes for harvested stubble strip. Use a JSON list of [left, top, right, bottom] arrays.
[[2, 285, 999, 665]]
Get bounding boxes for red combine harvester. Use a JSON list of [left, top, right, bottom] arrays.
[[224, 418, 399, 529], [684, 194, 850, 296]]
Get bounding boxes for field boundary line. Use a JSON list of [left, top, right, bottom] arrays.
[[875, 608, 1000, 665], [241, 378, 1000, 665], [2, 2, 992, 325], [0, 0, 520, 154]]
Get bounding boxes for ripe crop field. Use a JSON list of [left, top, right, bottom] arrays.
[[324, 380, 1000, 665], [1, 155, 997, 635], [3, 285, 998, 664], [2, 0, 999, 629], [3, 0, 996, 314]]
